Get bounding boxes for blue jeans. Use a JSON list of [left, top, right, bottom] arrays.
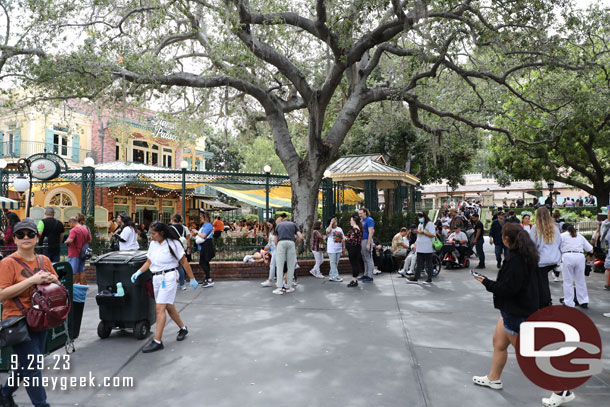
[[494, 245, 507, 265], [178, 265, 185, 287], [2, 330, 50, 407], [67, 256, 85, 275], [475, 240, 485, 266], [328, 252, 341, 279]]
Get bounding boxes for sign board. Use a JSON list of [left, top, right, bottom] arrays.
[[28, 153, 66, 181]]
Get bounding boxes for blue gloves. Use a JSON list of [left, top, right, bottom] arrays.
[[131, 270, 142, 283], [189, 278, 198, 290]]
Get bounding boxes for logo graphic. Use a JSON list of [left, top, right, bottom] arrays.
[[516, 306, 602, 390]]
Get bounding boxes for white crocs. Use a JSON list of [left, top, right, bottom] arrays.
[[542, 391, 575, 407], [472, 375, 503, 390]]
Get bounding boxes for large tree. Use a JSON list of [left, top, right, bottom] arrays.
[[488, 5, 610, 207], [13, 0, 577, 236]]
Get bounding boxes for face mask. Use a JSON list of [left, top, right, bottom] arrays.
[[418, 218, 424, 223]]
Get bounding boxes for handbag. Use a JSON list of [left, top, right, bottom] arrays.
[[433, 237, 443, 251], [0, 315, 30, 347], [11, 255, 71, 332], [80, 242, 92, 260]]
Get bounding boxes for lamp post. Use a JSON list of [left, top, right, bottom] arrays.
[[14, 158, 32, 218], [548, 180, 555, 205], [0, 158, 8, 198], [180, 160, 188, 222], [264, 165, 271, 220], [322, 170, 333, 227]]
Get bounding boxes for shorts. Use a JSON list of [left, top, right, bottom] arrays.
[[152, 270, 178, 304], [67, 257, 85, 275], [501, 310, 527, 336]]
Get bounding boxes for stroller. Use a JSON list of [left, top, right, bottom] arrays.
[[464, 228, 478, 259], [440, 239, 470, 269]]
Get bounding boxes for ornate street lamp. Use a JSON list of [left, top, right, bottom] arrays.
[[14, 158, 32, 217], [264, 165, 271, 220], [180, 160, 189, 222]]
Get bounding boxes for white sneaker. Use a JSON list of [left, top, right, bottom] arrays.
[[292, 281, 298, 287], [180, 285, 187, 291], [542, 391, 575, 407], [329, 276, 343, 282], [284, 287, 295, 293], [373, 269, 382, 275], [272, 288, 285, 295], [261, 280, 273, 287], [314, 273, 325, 279], [553, 276, 560, 282], [604, 313, 610, 318], [472, 375, 503, 390]]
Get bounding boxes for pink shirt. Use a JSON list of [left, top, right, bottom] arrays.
[[67, 225, 91, 258]]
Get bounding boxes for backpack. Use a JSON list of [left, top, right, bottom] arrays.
[[171, 224, 189, 250], [10, 255, 71, 332]]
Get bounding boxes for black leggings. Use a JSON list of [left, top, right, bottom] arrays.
[[199, 257, 211, 280], [346, 243, 362, 278]]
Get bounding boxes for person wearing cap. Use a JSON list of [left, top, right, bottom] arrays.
[[489, 211, 507, 269], [192, 210, 215, 288], [471, 213, 485, 269], [0, 219, 59, 407]]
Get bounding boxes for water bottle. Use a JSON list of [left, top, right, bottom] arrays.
[[115, 282, 125, 297]]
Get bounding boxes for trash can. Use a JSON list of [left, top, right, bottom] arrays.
[[91, 250, 155, 340]]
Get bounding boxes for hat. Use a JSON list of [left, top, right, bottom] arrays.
[[13, 218, 38, 234], [416, 211, 425, 216], [497, 211, 505, 216], [471, 212, 479, 217]]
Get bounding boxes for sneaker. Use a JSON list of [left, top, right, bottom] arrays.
[[309, 269, 319, 277], [373, 269, 382, 275], [201, 279, 214, 288], [292, 281, 298, 287], [422, 279, 432, 286], [347, 280, 358, 287], [314, 273, 325, 279], [603, 312, 610, 318], [579, 303, 588, 309], [497, 261, 502, 269], [407, 277, 419, 283], [272, 288, 285, 295], [329, 276, 344, 282], [361, 276, 374, 283], [358, 276, 366, 281], [472, 375, 503, 390], [180, 285, 187, 291], [553, 275, 560, 282], [542, 390, 575, 407], [604, 285, 610, 291], [475, 264, 485, 269], [176, 327, 188, 341], [284, 287, 295, 293], [261, 280, 273, 287], [142, 340, 164, 353], [0, 391, 18, 407]]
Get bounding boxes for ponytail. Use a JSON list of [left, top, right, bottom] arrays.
[[566, 223, 577, 238]]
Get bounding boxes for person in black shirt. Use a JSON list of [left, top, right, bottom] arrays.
[[471, 213, 485, 269], [472, 222, 544, 393], [506, 210, 520, 224], [38, 207, 65, 262]]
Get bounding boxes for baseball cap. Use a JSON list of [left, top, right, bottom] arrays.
[[497, 211, 505, 216], [13, 218, 38, 234]]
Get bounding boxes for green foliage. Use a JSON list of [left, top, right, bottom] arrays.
[[240, 136, 287, 174], [204, 132, 242, 172], [274, 211, 291, 220]]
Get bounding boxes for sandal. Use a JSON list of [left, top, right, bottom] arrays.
[[472, 375, 503, 390]]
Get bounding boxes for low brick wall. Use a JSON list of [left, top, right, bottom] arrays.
[[85, 257, 354, 282]]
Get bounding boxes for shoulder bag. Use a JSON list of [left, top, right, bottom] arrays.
[[0, 315, 30, 348]]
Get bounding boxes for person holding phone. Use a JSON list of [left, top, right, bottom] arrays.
[[472, 223, 546, 397], [326, 217, 344, 282]]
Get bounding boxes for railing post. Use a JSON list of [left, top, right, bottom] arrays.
[[81, 166, 95, 218], [181, 168, 186, 222]]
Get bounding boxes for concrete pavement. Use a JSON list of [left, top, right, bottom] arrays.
[[8, 244, 610, 407]]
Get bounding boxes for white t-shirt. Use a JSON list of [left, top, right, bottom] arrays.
[[326, 227, 344, 253], [147, 239, 186, 272], [416, 221, 436, 254], [560, 232, 593, 254], [119, 227, 140, 251], [448, 231, 468, 247]]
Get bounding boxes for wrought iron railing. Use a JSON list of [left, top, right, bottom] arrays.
[[0, 141, 97, 164]]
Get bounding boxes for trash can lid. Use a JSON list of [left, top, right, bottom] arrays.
[[91, 250, 148, 265]]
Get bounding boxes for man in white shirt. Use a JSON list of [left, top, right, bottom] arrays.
[[447, 225, 468, 264]]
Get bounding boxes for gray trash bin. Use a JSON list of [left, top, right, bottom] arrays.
[[91, 251, 155, 339]]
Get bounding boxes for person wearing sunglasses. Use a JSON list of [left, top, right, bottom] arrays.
[[0, 218, 59, 407]]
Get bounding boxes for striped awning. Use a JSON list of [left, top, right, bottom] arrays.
[[0, 196, 20, 209]]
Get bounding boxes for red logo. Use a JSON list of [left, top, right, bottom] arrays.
[[516, 306, 602, 391]]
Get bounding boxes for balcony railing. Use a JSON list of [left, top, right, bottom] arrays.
[[0, 141, 97, 164]]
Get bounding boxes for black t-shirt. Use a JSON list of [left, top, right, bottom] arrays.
[[473, 220, 484, 242], [40, 218, 65, 251]]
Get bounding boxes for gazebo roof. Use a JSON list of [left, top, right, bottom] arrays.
[[326, 154, 419, 188]]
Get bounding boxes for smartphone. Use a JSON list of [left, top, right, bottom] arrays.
[[470, 269, 486, 279]]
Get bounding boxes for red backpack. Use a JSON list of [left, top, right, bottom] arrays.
[[11, 255, 71, 332]]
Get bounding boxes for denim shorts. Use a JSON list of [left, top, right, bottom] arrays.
[[501, 311, 527, 336]]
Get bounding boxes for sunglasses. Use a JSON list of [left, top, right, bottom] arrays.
[[15, 231, 37, 240]]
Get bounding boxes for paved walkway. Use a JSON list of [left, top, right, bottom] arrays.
[[9, 246, 610, 407]]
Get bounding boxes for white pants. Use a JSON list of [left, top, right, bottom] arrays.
[[310, 251, 324, 276], [404, 252, 417, 274], [561, 253, 589, 307], [152, 270, 178, 304]]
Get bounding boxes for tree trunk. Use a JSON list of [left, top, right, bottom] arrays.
[[291, 174, 323, 252], [596, 189, 610, 212]]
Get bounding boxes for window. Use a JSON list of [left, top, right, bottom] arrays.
[[49, 192, 73, 207], [54, 133, 69, 157], [162, 148, 172, 168]]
